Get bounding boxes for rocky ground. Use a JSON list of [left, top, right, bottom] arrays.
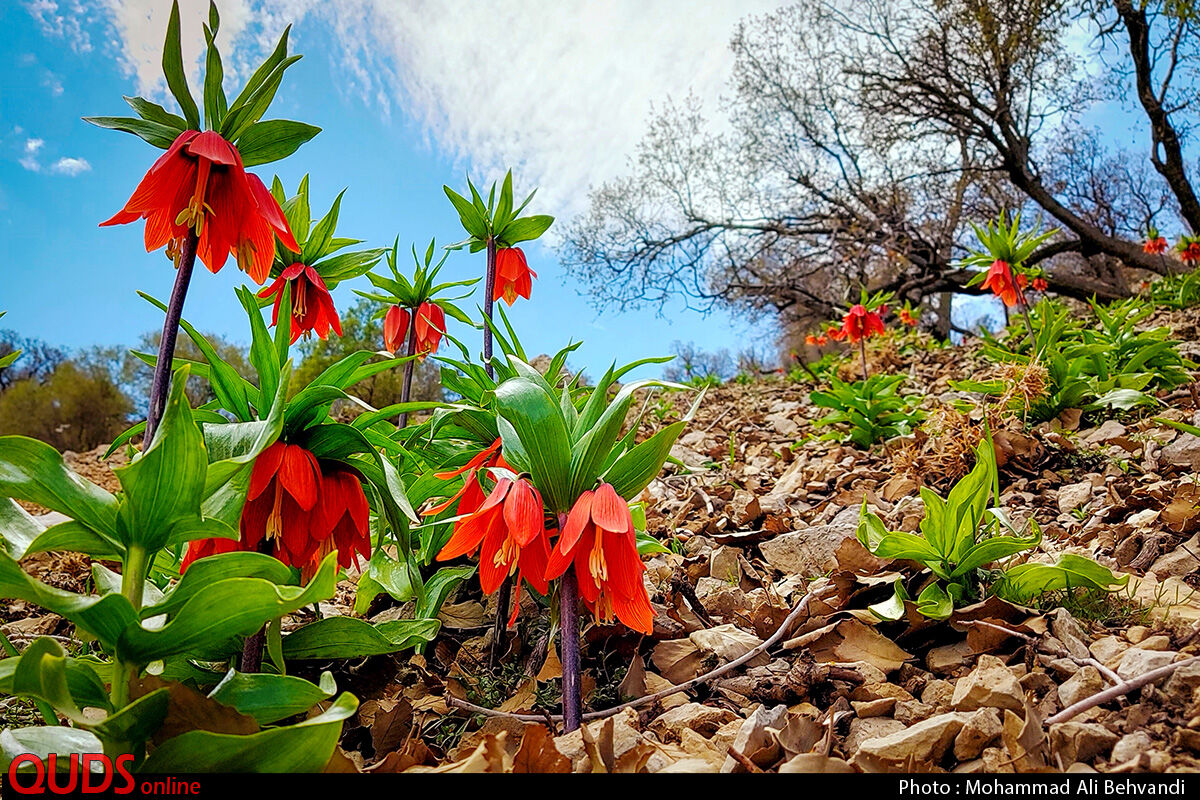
[[5, 305, 1200, 773]]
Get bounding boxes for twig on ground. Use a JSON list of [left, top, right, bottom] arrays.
[[445, 583, 835, 725], [1044, 655, 1200, 725], [963, 620, 1122, 685]]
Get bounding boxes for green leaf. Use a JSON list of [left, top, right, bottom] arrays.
[[202, 21, 226, 129], [237, 119, 320, 167], [916, 582, 953, 620], [11, 637, 88, 724], [444, 186, 488, 240], [208, 670, 335, 724], [0, 437, 120, 542], [497, 214, 554, 246], [604, 420, 685, 499], [140, 692, 358, 773], [494, 377, 573, 511], [142, 551, 294, 620], [0, 653, 110, 712], [0, 547, 138, 649], [116, 552, 338, 663], [994, 554, 1128, 603], [280, 617, 440, 660], [90, 688, 169, 747], [867, 580, 907, 621], [113, 371, 208, 550], [83, 116, 181, 149], [414, 565, 475, 620], [162, 1, 201, 129], [123, 95, 188, 130], [0, 727, 103, 772]]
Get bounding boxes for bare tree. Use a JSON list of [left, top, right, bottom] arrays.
[[562, 0, 1199, 336]]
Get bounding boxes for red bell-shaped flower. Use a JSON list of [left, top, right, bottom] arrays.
[[258, 264, 342, 343], [494, 247, 537, 306], [102, 130, 298, 284], [545, 483, 653, 634]]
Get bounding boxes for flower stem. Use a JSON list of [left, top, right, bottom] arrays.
[[559, 561, 582, 733], [398, 312, 418, 429], [483, 235, 511, 666], [145, 232, 199, 446], [1017, 289, 1037, 356], [483, 236, 497, 378], [239, 540, 275, 673], [111, 545, 148, 709], [859, 337, 869, 382]]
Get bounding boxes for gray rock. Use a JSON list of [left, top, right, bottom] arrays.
[[1111, 731, 1152, 765], [1163, 433, 1200, 470], [853, 712, 973, 769], [1164, 658, 1200, 704], [844, 717, 907, 756], [1116, 648, 1178, 680], [951, 655, 1025, 712], [759, 511, 858, 577], [1057, 481, 1093, 514]]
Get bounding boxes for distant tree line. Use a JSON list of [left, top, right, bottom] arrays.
[[0, 299, 442, 452]]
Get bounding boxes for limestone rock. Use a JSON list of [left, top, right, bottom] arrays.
[[1164, 658, 1200, 704], [1049, 721, 1117, 764], [921, 679, 955, 712], [1089, 635, 1127, 666], [1111, 731, 1152, 765], [844, 717, 907, 756], [951, 655, 1025, 712], [927, 641, 973, 675], [853, 712, 972, 769], [1163, 433, 1200, 471], [1057, 481, 1093, 514], [759, 513, 858, 577], [953, 708, 1003, 761], [1115, 648, 1178, 680], [1058, 666, 1104, 708], [894, 700, 935, 725], [720, 703, 788, 773]]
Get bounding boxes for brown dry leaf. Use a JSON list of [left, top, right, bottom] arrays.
[[367, 740, 434, 772], [690, 623, 768, 667], [370, 698, 413, 756], [498, 678, 537, 713], [512, 724, 571, 773], [779, 754, 855, 773], [536, 644, 563, 682], [618, 652, 647, 700], [408, 733, 512, 773], [322, 748, 361, 773], [438, 600, 486, 629], [787, 618, 912, 673], [1002, 701, 1049, 773], [131, 674, 258, 745], [652, 638, 706, 683], [1162, 484, 1200, 532]]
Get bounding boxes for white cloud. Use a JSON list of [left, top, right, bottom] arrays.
[[51, 0, 782, 214], [25, 0, 92, 53], [19, 138, 45, 172], [50, 157, 91, 175]]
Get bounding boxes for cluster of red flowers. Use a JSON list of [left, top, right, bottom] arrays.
[[430, 446, 653, 633], [384, 302, 445, 357], [494, 247, 537, 306], [103, 130, 297, 284], [182, 441, 370, 578], [1144, 236, 1169, 255], [803, 333, 828, 347], [1181, 239, 1200, 264], [898, 308, 917, 326]]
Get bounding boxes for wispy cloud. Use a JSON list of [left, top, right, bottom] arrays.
[[50, 156, 90, 175], [19, 138, 44, 172], [41, 0, 781, 214], [25, 0, 92, 53]]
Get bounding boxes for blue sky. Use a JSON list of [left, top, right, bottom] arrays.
[[0, 1, 773, 379]]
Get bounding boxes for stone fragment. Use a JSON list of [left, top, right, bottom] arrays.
[[1115, 648, 1178, 681], [1048, 721, 1118, 764], [1164, 658, 1200, 704], [852, 712, 972, 769], [1163, 433, 1200, 471], [850, 698, 896, 718], [1089, 635, 1127, 666], [953, 708, 1003, 761], [759, 514, 858, 577], [894, 700, 934, 725], [1110, 731, 1152, 765], [1058, 666, 1104, 708], [921, 679, 955, 712], [951, 655, 1025, 713], [843, 717, 906, 756], [720, 704, 788, 773], [1057, 481, 1093, 514]]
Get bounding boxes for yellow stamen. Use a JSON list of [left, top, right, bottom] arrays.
[[493, 534, 519, 575], [174, 159, 213, 235], [236, 239, 257, 273], [588, 531, 607, 583], [265, 486, 283, 542]]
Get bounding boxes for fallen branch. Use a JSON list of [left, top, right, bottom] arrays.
[[446, 583, 835, 726], [1044, 654, 1200, 725], [963, 620, 1122, 685]]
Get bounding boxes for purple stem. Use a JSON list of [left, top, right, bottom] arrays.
[[560, 552, 582, 732], [485, 236, 513, 667], [144, 232, 198, 445]]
